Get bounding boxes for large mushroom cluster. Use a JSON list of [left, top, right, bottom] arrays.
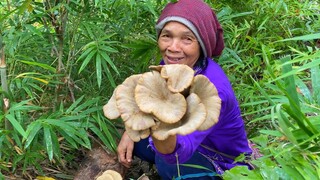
[[103, 64, 221, 141]]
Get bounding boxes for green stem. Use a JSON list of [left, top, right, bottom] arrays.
[[175, 152, 180, 178]]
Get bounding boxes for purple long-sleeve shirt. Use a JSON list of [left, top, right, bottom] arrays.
[[149, 58, 252, 173]]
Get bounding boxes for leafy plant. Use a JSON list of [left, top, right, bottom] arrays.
[[223, 32, 320, 179]]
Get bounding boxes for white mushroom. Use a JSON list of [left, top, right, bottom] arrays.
[[190, 75, 221, 131], [103, 87, 120, 120], [115, 74, 156, 130], [151, 93, 207, 140], [160, 64, 194, 93], [103, 64, 221, 142], [125, 126, 150, 142], [96, 169, 122, 180], [135, 71, 187, 124]]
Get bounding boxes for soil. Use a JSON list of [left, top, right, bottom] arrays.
[[73, 144, 161, 180], [124, 157, 161, 180]]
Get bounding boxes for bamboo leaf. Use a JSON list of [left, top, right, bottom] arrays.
[[79, 106, 102, 116], [278, 33, 320, 42], [78, 49, 97, 73], [311, 65, 320, 104], [47, 120, 85, 148], [89, 124, 114, 151], [295, 76, 312, 102], [96, 53, 102, 88], [43, 126, 53, 161], [99, 45, 118, 53], [272, 104, 298, 144], [18, 60, 55, 73], [28, 82, 44, 92], [101, 59, 116, 87], [59, 115, 86, 121], [98, 118, 118, 151], [82, 23, 95, 40], [73, 98, 98, 114], [49, 127, 61, 159], [24, 121, 42, 149], [271, 59, 320, 82], [274, 155, 304, 179], [77, 46, 95, 61], [6, 114, 27, 138], [65, 96, 85, 114], [76, 128, 91, 149], [282, 104, 318, 136], [259, 130, 283, 137], [100, 51, 119, 74], [59, 130, 78, 148], [280, 56, 300, 109], [250, 76, 275, 106], [18, 0, 33, 14], [22, 85, 34, 98]]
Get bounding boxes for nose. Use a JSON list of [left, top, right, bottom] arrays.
[[167, 38, 181, 52]]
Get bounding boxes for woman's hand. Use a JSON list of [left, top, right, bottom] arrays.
[[117, 131, 134, 168]]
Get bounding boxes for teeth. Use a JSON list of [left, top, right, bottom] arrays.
[[169, 57, 181, 61]]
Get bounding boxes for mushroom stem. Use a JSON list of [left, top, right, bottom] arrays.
[[152, 135, 176, 154]]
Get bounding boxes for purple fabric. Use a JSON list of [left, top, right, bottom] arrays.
[[149, 58, 252, 173]]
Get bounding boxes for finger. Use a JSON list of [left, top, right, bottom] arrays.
[[118, 151, 126, 163], [126, 148, 133, 163], [118, 154, 131, 168]]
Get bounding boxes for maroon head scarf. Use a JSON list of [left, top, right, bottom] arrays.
[[156, 0, 224, 57]]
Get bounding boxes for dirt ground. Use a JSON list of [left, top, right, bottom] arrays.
[[124, 157, 161, 180], [73, 144, 160, 180]]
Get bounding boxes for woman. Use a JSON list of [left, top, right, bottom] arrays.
[[117, 0, 252, 179]]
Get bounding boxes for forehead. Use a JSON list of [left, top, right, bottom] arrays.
[[161, 21, 195, 35]]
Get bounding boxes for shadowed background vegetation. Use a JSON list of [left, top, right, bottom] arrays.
[[0, 0, 319, 179]]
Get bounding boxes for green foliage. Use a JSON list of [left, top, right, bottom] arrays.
[[0, 0, 320, 179], [213, 0, 320, 179], [223, 32, 320, 179]]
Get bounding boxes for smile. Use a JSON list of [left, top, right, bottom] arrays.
[[167, 56, 183, 63]]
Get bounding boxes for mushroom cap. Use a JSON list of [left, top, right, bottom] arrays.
[[96, 170, 123, 180], [151, 93, 207, 140], [149, 65, 163, 72], [135, 71, 187, 124], [124, 111, 155, 131], [103, 87, 120, 120], [190, 75, 221, 131], [115, 74, 141, 121], [125, 126, 150, 142], [115, 74, 156, 130], [161, 64, 194, 93]]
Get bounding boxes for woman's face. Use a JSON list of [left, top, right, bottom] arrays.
[[158, 21, 201, 68]]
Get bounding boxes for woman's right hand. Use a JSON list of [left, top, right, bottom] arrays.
[[117, 131, 134, 168]]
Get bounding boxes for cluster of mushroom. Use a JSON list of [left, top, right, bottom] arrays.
[[103, 64, 221, 142]]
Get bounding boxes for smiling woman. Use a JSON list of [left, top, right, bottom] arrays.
[[158, 22, 201, 67], [114, 0, 253, 179]]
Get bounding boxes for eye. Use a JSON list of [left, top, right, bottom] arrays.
[[181, 36, 195, 45], [160, 34, 169, 38], [159, 33, 172, 42]]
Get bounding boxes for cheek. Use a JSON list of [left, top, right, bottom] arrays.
[[158, 41, 166, 53], [185, 46, 201, 58]]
